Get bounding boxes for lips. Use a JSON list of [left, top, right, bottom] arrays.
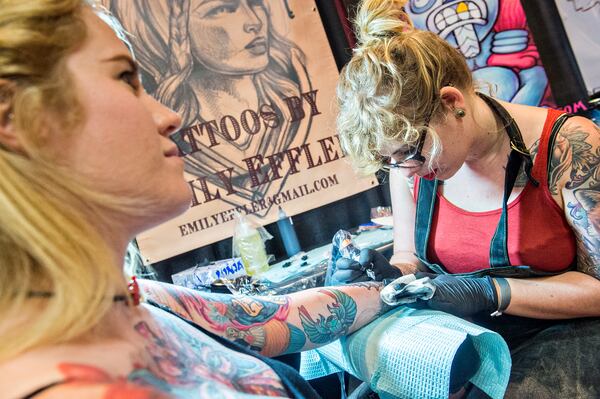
[[164, 146, 180, 157], [245, 37, 266, 49], [245, 37, 267, 55]]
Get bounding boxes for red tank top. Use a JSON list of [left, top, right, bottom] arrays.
[[414, 109, 576, 273]]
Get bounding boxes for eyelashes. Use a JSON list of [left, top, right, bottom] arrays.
[[119, 70, 140, 92]]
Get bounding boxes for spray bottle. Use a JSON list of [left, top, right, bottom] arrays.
[[276, 207, 301, 258]]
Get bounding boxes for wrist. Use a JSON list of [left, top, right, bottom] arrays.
[[490, 277, 511, 317], [390, 262, 419, 275]]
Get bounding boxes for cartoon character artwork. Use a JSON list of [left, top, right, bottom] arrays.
[[405, 0, 553, 106]]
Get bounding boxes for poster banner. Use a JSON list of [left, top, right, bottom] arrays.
[[555, 0, 600, 97], [405, 0, 554, 107], [103, 1, 376, 263]]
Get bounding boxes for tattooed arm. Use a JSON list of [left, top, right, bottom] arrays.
[[503, 117, 600, 319], [556, 119, 600, 276], [139, 280, 391, 357]]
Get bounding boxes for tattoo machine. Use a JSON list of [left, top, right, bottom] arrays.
[[325, 229, 376, 285]]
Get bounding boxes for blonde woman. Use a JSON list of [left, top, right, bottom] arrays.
[[0, 1, 392, 398], [333, 0, 600, 396]]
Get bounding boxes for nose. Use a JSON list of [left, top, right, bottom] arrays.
[[242, 3, 263, 34], [145, 94, 182, 137]]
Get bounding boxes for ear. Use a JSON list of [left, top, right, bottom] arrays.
[[0, 79, 23, 152], [439, 86, 466, 112]]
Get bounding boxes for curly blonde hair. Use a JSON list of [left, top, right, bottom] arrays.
[[0, 0, 137, 361], [337, 0, 473, 174]]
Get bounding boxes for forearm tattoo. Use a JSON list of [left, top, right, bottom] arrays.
[[298, 289, 357, 344], [142, 282, 387, 357], [550, 124, 600, 277], [143, 285, 306, 356]]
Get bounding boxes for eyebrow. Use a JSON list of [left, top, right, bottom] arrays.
[[101, 54, 139, 73], [195, 0, 228, 7], [392, 146, 414, 156]]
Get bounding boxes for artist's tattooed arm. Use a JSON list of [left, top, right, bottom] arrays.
[[140, 280, 389, 357], [548, 118, 600, 277]]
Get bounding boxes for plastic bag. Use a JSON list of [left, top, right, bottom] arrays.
[[232, 212, 272, 276]]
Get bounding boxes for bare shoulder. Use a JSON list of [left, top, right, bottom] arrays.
[[2, 360, 168, 399], [562, 115, 600, 133], [28, 382, 168, 399], [30, 380, 169, 399]]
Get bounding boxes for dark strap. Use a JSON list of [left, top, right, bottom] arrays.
[[21, 381, 65, 399], [146, 300, 321, 399], [477, 93, 539, 187], [414, 94, 568, 278]]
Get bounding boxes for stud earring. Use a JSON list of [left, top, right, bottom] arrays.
[[454, 108, 466, 118]]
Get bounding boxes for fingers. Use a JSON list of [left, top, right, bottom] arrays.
[[358, 248, 375, 265], [335, 257, 363, 271], [333, 269, 369, 283]]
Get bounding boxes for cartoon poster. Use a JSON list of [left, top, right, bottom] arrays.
[[103, 0, 376, 263], [405, 0, 554, 106], [555, 0, 600, 97]]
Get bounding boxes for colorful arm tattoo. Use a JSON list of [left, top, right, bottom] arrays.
[[140, 281, 300, 356], [140, 279, 388, 356], [550, 122, 600, 277], [298, 289, 357, 344]]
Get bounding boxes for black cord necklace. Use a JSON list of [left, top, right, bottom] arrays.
[[26, 276, 141, 305]]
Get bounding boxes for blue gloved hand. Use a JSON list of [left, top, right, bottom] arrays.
[[416, 273, 500, 317], [332, 248, 402, 284]]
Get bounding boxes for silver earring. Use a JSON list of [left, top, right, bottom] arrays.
[[7, 112, 14, 121], [454, 108, 466, 118]]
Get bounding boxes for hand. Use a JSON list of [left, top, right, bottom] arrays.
[[332, 249, 402, 284], [416, 273, 498, 317]]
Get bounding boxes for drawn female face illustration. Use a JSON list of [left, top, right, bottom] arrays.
[[189, 0, 270, 75]]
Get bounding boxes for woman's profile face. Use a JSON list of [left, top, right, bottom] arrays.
[[55, 8, 191, 232], [189, 0, 270, 75]]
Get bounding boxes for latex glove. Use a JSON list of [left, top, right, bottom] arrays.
[[416, 273, 498, 317], [332, 248, 402, 284]]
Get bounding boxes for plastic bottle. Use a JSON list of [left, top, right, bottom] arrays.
[[234, 214, 269, 276], [277, 207, 301, 258]]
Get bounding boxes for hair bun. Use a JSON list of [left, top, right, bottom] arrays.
[[354, 0, 413, 46]]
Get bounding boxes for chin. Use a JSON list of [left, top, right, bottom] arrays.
[[170, 186, 193, 217], [150, 184, 192, 226]]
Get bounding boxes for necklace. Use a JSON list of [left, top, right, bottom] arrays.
[[27, 276, 141, 306]]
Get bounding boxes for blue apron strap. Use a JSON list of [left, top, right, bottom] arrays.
[[489, 150, 521, 266], [414, 177, 449, 274]]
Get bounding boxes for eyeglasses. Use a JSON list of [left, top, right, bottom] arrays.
[[382, 108, 433, 170]]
